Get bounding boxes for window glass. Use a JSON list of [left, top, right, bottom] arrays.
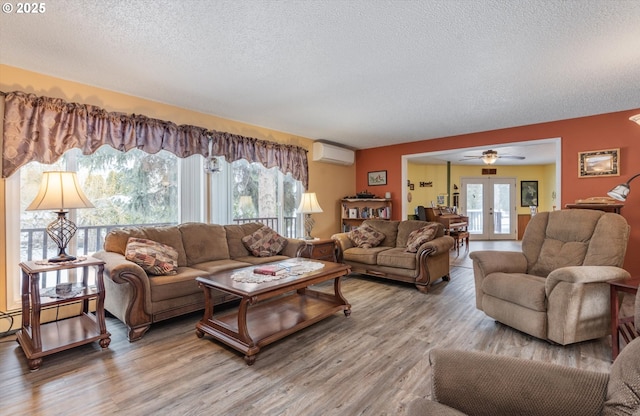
[[19, 146, 179, 280], [230, 159, 302, 238]]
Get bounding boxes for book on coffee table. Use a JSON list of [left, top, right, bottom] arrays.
[[253, 264, 289, 276], [253, 261, 308, 276]]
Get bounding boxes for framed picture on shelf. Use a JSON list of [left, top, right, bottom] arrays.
[[521, 180, 538, 207], [578, 148, 619, 177], [368, 170, 387, 186]]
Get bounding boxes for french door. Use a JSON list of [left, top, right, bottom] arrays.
[[459, 177, 517, 240]]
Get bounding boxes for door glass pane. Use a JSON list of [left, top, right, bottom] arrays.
[[466, 184, 483, 233], [493, 184, 511, 234]]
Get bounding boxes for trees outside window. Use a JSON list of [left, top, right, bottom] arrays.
[[18, 145, 179, 263], [229, 158, 301, 238]]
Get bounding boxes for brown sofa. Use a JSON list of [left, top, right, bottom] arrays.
[[331, 220, 454, 292], [94, 222, 305, 341]]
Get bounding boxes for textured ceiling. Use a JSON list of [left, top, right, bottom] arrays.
[[1, 0, 639, 154]]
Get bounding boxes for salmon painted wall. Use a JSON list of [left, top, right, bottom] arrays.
[[356, 110, 640, 275]]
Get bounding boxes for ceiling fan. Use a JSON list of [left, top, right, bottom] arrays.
[[461, 149, 526, 165]]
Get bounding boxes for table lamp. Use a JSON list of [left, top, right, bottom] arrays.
[[607, 173, 640, 202], [26, 171, 95, 262], [297, 192, 323, 240]]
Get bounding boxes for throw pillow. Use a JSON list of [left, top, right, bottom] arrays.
[[125, 237, 178, 275], [348, 224, 385, 249], [405, 224, 439, 253], [241, 225, 288, 257]]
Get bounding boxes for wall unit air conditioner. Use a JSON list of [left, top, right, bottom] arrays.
[[312, 142, 354, 166]]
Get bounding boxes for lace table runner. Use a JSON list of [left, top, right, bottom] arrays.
[[231, 260, 325, 283]]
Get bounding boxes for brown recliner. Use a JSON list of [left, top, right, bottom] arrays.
[[407, 293, 640, 415], [471, 209, 630, 345]]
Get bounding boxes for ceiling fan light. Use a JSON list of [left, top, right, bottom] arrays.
[[481, 154, 498, 164]]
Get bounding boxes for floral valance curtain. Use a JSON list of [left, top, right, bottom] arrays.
[[2, 91, 308, 188]]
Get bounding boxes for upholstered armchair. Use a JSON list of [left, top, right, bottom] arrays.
[[408, 337, 640, 415], [409, 289, 640, 415], [471, 209, 630, 345]]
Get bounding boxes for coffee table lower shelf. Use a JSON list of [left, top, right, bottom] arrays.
[[196, 289, 350, 365]]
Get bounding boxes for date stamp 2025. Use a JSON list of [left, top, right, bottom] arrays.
[[2, 2, 46, 14]]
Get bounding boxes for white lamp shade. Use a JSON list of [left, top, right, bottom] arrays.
[[26, 171, 94, 211], [607, 184, 629, 201], [630, 114, 640, 125], [297, 192, 323, 214]]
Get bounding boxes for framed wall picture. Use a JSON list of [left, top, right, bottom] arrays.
[[578, 148, 620, 177], [368, 170, 387, 186], [521, 180, 538, 207]]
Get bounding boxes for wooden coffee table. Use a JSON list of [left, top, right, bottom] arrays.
[[195, 259, 351, 365]]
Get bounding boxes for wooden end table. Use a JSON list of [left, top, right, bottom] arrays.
[[196, 259, 351, 365], [17, 257, 111, 370], [296, 238, 337, 262], [609, 276, 640, 360]]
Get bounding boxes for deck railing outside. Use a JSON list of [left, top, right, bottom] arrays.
[[21, 217, 297, 287], [232, 217, 298, 238]]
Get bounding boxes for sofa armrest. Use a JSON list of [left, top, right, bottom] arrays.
[[282, 238, 305, 258], [469, 250, 528, 276], [545, 266, 630, 345], [470, 251, 528, 310], [546, 266, 631, 293], [331, 232, 354, 262], [428, 348, 608, 416], [93, 250, 153, 316], [418, 235, 454, 255], [94, 250, 148, 283]]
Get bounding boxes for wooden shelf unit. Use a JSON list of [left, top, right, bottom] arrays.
[[341, 198, 392, 232]]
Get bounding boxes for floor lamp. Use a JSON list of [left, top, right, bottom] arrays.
[[297, 192, 323, 240], [26, 171, 95, 262]]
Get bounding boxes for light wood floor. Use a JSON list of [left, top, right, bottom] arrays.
[[0, 241, 628, 415]]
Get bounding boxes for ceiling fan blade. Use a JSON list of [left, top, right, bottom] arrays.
[[499, 155, 526, 160]]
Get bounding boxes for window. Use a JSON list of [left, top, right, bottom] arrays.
[[208, 158, 303, 238], [6, 146, 303, 309]]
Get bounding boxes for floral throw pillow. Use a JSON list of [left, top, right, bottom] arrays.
[[241, 225, 288, 257], [348, 224, 385, 249], [125, 237, 178, 275], [405, 224, 439, 253]]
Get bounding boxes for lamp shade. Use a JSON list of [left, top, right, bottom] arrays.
[[26, 171, 94, 211], [630, 114, 640, 126], [607, 184, 629, 201], [607, 173, 640, 202], [297, 192, 323, 214]]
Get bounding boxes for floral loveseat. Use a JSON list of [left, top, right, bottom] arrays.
[[332, 220, 455, 293], [94, 222, 304, 341]]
